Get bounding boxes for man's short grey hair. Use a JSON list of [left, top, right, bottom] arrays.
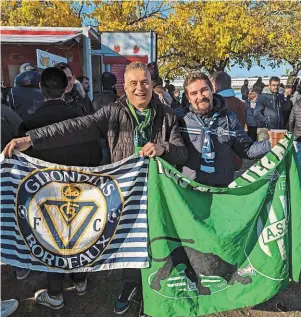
[[124, 61, 150, 76], [211, 71, 232, 92]]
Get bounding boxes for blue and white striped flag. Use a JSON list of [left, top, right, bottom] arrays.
[[0, 152, 149, 272]]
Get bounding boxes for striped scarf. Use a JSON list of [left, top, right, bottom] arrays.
[[191, 112, 219, 173]]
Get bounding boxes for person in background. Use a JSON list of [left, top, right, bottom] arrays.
[[284, 85, 293, 100], [291, 83, 301, 107], [211, 72, 246, 126], [292, 78, 300, 94], [283, 85, 294, 129], [289, 98, 301, 166], [10, 63, 44, 119], [164, 79, 170, 89], [174, 89, 181, 105], [245, 88, 260, 141], [241, 79, 249, 101], [77, 76, 90, 94], [152, 77, 173, 107], [278, 83, 285, 95], [92, 90, 118, 164], [1, 103, 31, 280], [1, 87, 10, 107], [181, 91, 190, 108], [211, 71, 246, 171], [20, 67, 102, 310], [177, 72, 271, 187], [166, 84, 181, 109], [19, 63, 36, 73], [253, 77, 265, 93], [55, 62, 93, 115], [101, 71, 118, 96], [77, 76, 93, 113], [1, 103, 22, 152], [254, 76, 291, 130], [92, 90, 117, 112]]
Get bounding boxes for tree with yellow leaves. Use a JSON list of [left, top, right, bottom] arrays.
[[0, 0, 82, 27], [157, 1, 267, 77], [1, 0, 300, 80], [90, 0, 170, 31], [258, 0, 301, 83], [90, 1, 267, 77]]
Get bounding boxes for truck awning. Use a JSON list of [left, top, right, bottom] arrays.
[[0, 33, 83, 45], [0, 27, 100, 45]]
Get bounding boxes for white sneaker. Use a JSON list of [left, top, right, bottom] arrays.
[[1, 299, 19, 317], [35, 289, 64, 310], [74, 278, 87, 296]]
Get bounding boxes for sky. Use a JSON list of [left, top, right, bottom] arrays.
[[229, 62, 293, 78]]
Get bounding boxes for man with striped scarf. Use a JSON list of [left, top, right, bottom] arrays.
[[176, 72, 271, 187]]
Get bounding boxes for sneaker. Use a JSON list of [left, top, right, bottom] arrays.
[[15, 268, 30, 280], [74, 278, 87, 296], [35, 289, 64, 310], [1, 299, 19, 317], [114, 283, 137, 315]]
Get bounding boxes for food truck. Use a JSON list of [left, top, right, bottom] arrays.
[[1, 27, 157, 99]]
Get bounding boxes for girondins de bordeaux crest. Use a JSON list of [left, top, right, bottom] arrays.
[[16, 168, 123, 270]]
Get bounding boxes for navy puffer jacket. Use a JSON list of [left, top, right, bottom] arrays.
[[177, 94, 271, 187], [11, 71, 44, 119], [254, 91, 291, 129]]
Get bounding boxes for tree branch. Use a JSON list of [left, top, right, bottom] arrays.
[[127, 2, 165, 25], [77, 2, 84, 19]]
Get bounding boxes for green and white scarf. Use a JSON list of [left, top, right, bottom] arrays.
[[127, 101, 154, 151]]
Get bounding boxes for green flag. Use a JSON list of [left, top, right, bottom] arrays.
[[142, 134, 301, 317]]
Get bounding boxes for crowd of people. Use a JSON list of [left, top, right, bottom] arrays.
[[240, 76, 301, 164], [1, 61, 301, 317]]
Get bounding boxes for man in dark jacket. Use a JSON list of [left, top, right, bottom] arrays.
[[177, 72, 271, 187], [10, 64, 44, 119], [55, 62, 93, 116], [253, 77, 265, 93], [21, 67, 101, 310], [3, 61, 188, 315], [241, 79, 249, 101], [211, 71, 246, 171], [1, 104, 22, 151], [22, 68, 101, 167], [101, 71, 118, 96], [254, 76, 291, 130]]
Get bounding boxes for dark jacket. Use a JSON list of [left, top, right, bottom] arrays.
[[28, 95, 188, 165], [241, 84, 249, 101], [217, 90, 246, 171], [1, 104, 23, 151], [21, 99, 101, 166], [245, 100, 258, 127], [254, 91, 291, 129], [177, 94, 271, 187], [289, 101, 301, 142], [10, 71, 44, 119], [65, 81, 93, 116]]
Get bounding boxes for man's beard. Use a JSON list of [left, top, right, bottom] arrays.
[[192, 97, 212, 115]]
